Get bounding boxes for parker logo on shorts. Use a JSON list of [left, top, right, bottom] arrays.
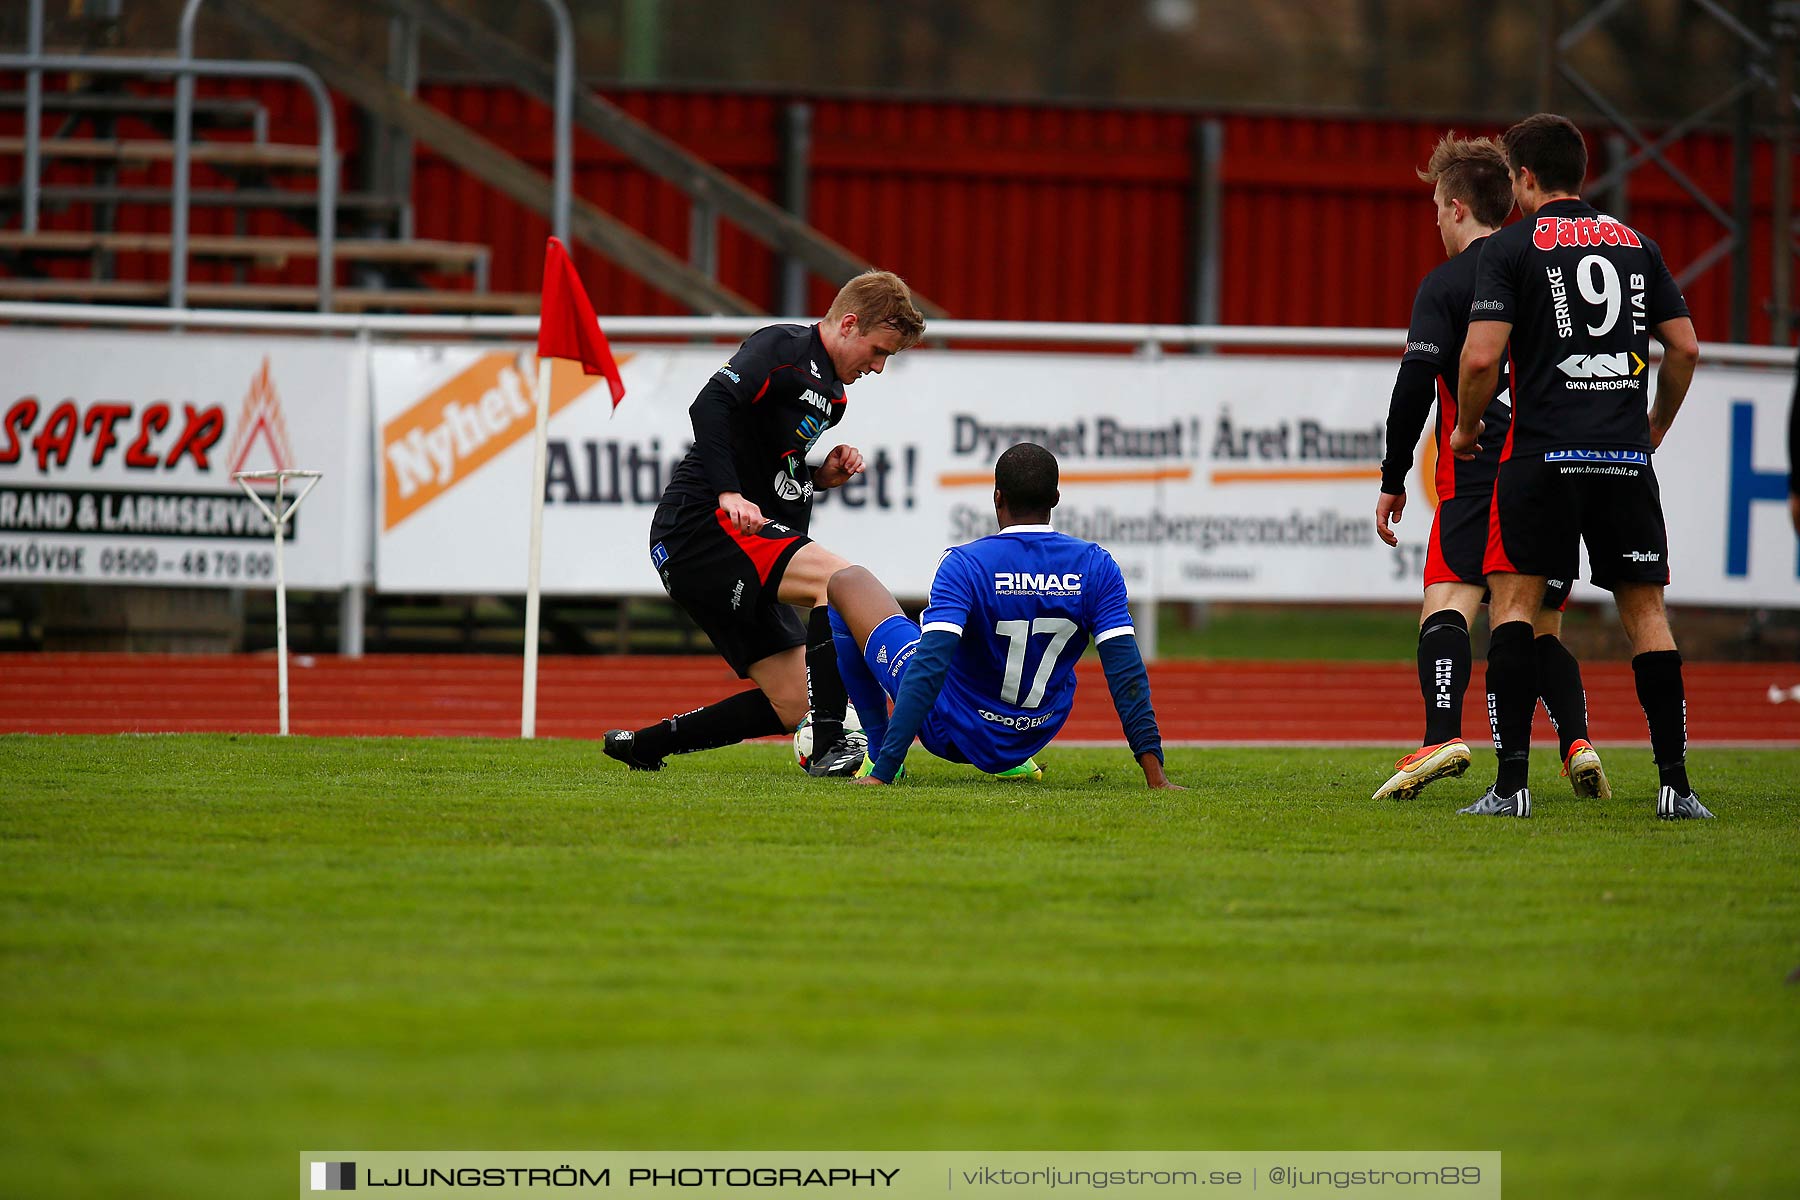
[[729, 579, 746, 610], [1624, 551, 1662, 563]]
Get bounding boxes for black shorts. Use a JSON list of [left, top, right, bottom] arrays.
[[1425, 493, 1572, 610], [1485, 451, 1670, 591], [648, 501, 813, 678]]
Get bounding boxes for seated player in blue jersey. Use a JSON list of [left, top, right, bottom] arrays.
[[824, 442, 1182, 790]]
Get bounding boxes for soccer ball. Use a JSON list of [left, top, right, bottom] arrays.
[[793, 704, 865, 768]]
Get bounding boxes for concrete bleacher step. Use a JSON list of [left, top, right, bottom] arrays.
[[0, 230, 488, 271], [0, 276, 537, 312], [0, 136, 321, 168]]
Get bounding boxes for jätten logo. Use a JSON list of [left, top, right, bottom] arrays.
[[1532, 215, 1642, 251]]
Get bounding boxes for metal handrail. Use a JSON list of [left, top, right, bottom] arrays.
[[2, 53, 338, 313], [0, 302, 1791, 367], [176, 0, 346, 309], [180, 0, 572, 247], [22, 0, 43, 233], [536, 0, 574, 246]]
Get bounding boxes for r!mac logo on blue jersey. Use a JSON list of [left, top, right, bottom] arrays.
[[993, 571, 1082, 594]]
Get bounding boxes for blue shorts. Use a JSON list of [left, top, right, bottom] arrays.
[[862, 613, 974, 767]]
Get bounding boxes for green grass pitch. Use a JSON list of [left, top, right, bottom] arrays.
[[3, 734, 1797, 1198]]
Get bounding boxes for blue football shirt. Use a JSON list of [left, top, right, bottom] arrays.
[[917, 524, 1136, 771]]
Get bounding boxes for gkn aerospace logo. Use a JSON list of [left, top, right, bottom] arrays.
[[1556, 352, 1646, 380]]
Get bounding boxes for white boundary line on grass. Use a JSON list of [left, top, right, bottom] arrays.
[[1052, 739, 1797, 749]]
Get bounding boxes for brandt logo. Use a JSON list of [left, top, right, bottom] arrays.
[[310, 1162, 355, 1191]]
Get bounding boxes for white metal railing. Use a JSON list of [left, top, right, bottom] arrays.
[[2, 52, 339, 311], [0, 301, 1793, 366]]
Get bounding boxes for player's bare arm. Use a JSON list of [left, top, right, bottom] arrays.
[[1375, 491, 1406, 548], [1647, 316, 1700, 449], [717, 491, 766, 534], [1453, 319, 1510, 459]]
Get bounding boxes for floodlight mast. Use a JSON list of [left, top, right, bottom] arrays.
[[232, 469, 322, 735]]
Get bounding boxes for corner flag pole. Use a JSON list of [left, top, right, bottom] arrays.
[[233, 468, 322, 736], [521, 355, 553, 738], [525, 237, 626, 739]]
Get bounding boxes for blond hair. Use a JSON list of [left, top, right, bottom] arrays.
[[826, 270, 926, 349], [1417, 133, 1514, 228]]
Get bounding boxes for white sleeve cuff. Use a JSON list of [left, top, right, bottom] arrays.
[[1094, 625, 1135, 644], [921, 621, 963, 636]]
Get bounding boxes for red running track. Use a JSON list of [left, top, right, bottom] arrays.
[[1, 653, 1795, 745]]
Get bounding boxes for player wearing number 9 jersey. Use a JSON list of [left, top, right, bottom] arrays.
[[826, 442, 1181, 789], [1453, 113, 1708, 820]]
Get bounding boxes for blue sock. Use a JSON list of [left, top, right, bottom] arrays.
[[830, 608, 890, 758]]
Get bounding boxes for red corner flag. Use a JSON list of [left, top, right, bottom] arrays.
[[537, 236, 625, 407]]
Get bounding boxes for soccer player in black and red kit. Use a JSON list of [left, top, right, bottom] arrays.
[[1454, 114, 1708, 819], [603, 271, 925, 776], [1373, 133, 1606, 805]]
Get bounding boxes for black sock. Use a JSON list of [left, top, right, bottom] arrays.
[[1534, 634, 1589, 760], [1633, 649, 1690, 793], [806, 604, 848, 750], [1486, 621, 1537, 796], [634, 688, 787, 759], [1417, 608, 1471, 746]]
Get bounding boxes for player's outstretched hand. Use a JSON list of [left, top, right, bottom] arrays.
[[1375, 491, 1406, 547], [814, 444, 866, 491], [1139, 752, 1186, 791], [1449, 419, 1484, 461], [718, 491, 766, 534]]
